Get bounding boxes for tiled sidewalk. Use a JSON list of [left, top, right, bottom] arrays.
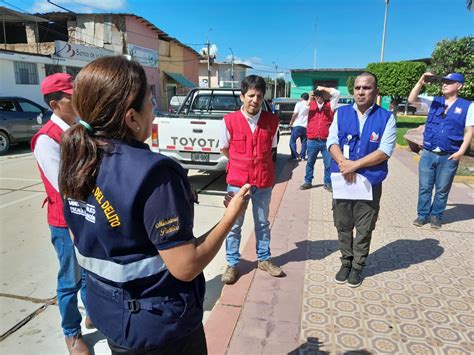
[[205, 148, 474, 354], [299, 149, 473, 354]]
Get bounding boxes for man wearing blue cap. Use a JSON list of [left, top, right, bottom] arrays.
[[408, 72, 473, 229]]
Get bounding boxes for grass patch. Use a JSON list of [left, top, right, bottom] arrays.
[[396, 115, 426, 146]]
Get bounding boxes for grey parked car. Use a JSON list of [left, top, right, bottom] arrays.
[[0, 97, 52, 154]]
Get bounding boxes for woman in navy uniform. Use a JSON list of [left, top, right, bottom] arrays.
[[58, 56, 250, 354]]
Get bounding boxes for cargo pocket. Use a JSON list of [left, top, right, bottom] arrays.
[[233, 135, 246, 153], [86, 275, 126, 346]]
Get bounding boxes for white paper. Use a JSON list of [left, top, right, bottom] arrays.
[[343, 145, 350, 159], [331, 173, 373, 200]]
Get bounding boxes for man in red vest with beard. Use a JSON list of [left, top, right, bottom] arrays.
[[31, 73, 92, 354], [219, 75, 284, 284]]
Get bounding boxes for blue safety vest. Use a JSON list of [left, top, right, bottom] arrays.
[[423, 96, 471, 153], [331, 104, 391, 186], [64, 140, 205, 350]]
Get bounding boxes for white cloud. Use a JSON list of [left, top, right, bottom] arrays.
[[200, 44, 218, 57], [31, 0, 127, 13]]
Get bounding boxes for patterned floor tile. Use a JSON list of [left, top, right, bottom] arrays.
[[298, 151, 474, 353]]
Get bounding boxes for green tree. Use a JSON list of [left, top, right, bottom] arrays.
[[346, 76, 355, 95], [425, 36, 474, 100], [366, 61, 427, 112]]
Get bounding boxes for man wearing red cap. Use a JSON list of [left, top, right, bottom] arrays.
[[409, 72, 473, 229], [31, 73, 92, 354]]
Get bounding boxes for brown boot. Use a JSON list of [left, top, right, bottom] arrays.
[[65, 333, 90, 355], [84, 316, 95, 329], [221, 265, 239, 284], [258, 259, 285, 277]]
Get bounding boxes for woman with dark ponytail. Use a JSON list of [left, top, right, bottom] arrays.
[[60, 56, 250, 354]]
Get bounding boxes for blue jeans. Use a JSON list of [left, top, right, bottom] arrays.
[[305, 139, 332, 186], [50, 226, 87, 337], [289, 126, 307, 159], [225, 185, 272, 266], [417, 149, 459, 220]]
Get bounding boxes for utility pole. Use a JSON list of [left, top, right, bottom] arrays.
[[380, 0, 389, 62], [284, 74, 288, 97], [205, 28, 212, 88], [207, 41, 211, 88], [229, 48, 235, 88], [272, 62, 278, 98]]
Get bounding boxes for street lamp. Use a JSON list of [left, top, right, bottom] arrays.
[[380, 0, 389, 62], [272, 61, 278, 98]]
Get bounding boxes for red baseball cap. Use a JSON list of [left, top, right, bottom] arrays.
[[41, 73, 74, 95]]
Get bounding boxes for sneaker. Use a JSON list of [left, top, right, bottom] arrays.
[[84, 316, 95, 330], [334, 265, 351, 284], [347, 268, 363, 288], [221, 265, 239, 284], [430, 216, 442, 229], [413, 217, 428, 227], [288, 156, 298, 161], [297, 156, 302, 161], [257, 259, 285, 277], [323, 184, 333, 192], [300, 183, 312, 190], [65, 333, 90, 355]]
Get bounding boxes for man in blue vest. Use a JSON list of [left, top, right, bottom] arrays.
[[409, 72, 473, 229], [327, 72, 396, 287]]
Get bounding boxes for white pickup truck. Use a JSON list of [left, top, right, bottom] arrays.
[[151, 88, 276, 171]]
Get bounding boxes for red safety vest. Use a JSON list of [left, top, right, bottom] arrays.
[[306, 101, 334, 140], [224, 110, 279, 188], [31, 120, 67, 227]]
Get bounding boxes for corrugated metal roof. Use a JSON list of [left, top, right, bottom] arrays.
[[0, 6, 48, 22]]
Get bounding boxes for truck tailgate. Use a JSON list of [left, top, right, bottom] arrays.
[[154, 115, 226, 170]]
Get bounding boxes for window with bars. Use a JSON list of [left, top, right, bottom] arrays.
[[45, 64, 64, 76], [14, 62, 39, 85], [65, 66, 81, 78]]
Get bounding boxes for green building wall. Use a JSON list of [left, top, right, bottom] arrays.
[[290, 70, 391, 110]]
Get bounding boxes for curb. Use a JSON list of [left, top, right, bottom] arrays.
[[204, 159, 294, 355]]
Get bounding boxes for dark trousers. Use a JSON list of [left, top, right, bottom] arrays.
[[108, 324, 207, 355], [332, 184, 382, 270]]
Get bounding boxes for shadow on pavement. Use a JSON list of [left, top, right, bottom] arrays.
[[83, 330, 107, 355], [442, 203, 474, 225], [275, 154, 300, 184], [288, 337, 372, 354], [203, 273, 225, 312], [365, 238, 443, 278], [273, 240, 339, 268]]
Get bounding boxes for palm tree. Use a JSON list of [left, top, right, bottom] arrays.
[[468, 0, 473, 11]]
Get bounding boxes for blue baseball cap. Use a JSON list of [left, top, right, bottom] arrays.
[[442, 73, 464, 84]]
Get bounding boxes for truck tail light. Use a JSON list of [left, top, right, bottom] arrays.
[[152, 123, 158, 148]]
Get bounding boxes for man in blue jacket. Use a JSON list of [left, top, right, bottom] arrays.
[[327, 72, 396, 287], [409, 72, 473, 229]]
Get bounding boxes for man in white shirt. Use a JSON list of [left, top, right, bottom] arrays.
[[288, 93, 309, 161], [31, 73, 92, 354]]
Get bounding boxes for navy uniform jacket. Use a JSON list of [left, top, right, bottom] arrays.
[[64, 139, 204, 350]]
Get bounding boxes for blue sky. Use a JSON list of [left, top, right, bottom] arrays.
[[5, 0, 474, 79]]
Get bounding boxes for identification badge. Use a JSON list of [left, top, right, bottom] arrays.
[[343, 144, 350, 159]]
